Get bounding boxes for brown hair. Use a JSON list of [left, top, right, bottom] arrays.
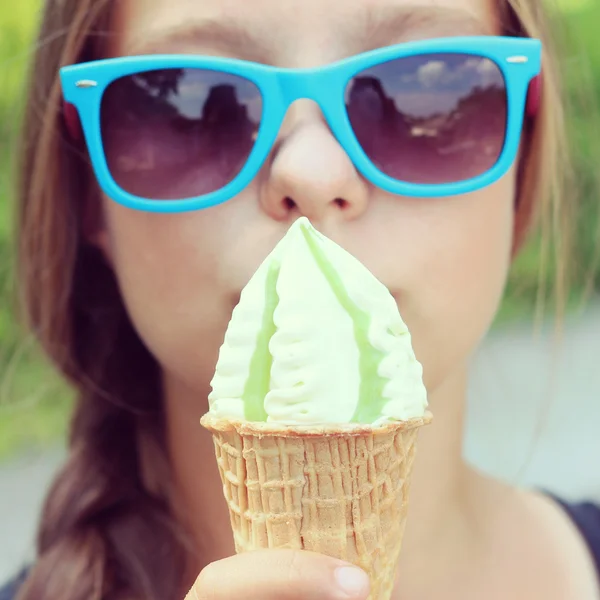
[[14, 1, 570, 599]]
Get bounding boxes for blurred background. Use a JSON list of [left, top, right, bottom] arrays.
[[1, 0, 600, 586]]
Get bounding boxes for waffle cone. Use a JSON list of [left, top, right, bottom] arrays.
[[201, 412, 432, 600]]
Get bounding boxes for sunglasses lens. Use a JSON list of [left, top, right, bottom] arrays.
[[101, 68, 263, 200], [346, 53, 507, 185]]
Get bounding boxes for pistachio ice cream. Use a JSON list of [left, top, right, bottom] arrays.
[[208, 217, 427, 425]]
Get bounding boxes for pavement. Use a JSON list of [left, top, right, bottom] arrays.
[[1, 306, 600, 584], [0, 447, 65, 585], [466, 307, 600, 500]]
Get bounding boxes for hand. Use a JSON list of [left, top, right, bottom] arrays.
[[185, 549, 371, 600]]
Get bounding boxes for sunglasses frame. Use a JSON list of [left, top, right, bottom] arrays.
[[60, 35, 542, 213]]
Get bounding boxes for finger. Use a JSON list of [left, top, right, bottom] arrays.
[[185, 549, 370, 600]]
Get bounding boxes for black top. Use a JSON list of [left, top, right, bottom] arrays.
[[0, 569, 27, 600], [556, 501, 600, 582], [1, 501, 599, 599]]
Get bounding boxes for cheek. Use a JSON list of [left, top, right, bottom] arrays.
[[404, 175, 516, 393], [98, 193, 290, 392], [100, 198, 238, 386]]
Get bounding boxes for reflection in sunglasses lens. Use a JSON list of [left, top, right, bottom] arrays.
[[346, 53, 507, 185], [101, 68, 263, 200]]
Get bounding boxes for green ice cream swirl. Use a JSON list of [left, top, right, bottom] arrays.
[[300, 222, 388, 423]]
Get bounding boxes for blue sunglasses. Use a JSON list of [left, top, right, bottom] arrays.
[[60, 35, 542, 213]]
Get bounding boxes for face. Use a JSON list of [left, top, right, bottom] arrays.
[[93, 0, 516, 403]]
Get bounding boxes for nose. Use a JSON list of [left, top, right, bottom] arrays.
[[260, 119, 369, 223]]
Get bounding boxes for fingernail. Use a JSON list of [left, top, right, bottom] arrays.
[[334, 566, 370, 598]]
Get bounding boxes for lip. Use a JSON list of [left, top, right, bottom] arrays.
[[229, 289, 242, 310]]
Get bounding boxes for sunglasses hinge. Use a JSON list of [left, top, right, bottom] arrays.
[[75, 79, 98, 88]]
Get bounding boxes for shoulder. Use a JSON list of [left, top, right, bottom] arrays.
[[509, 492, 600, 599], [475, 487, 600, 600]]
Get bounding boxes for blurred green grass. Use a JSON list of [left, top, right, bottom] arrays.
[[1, 0, 73, 462], [1, 0, 600, 461]]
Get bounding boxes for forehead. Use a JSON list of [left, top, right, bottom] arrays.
[[110, 0, 500, 62]]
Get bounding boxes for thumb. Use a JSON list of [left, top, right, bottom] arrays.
[[184, 550, 371, 600]]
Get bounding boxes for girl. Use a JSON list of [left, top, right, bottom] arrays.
[[4, 0, 600, 598]]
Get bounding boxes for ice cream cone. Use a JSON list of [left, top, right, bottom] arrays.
[[201, 411, 432, 600]]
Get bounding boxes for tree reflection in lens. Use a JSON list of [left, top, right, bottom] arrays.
[[101, 68, 262, 200], [346, 54, 507, 185]]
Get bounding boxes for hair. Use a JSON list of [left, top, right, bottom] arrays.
[[13, 1, 572, 599]]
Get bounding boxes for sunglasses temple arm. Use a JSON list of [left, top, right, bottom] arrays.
[[526, 72, 542, 118], [62, 99, 83, 141]]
